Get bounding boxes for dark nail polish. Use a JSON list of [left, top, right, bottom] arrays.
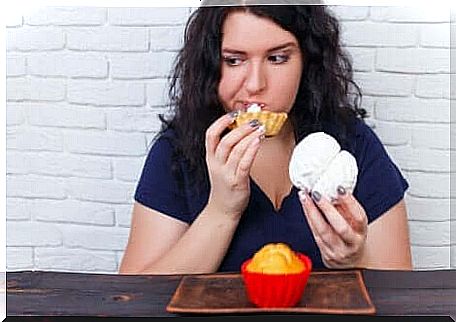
[[337, 186, 346, 195], [311, 191, 321, 203], [249, 119, 260, 128]]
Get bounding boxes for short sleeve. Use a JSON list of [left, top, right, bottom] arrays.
[[134, 132, 192, 224], [352, 121, 409, 223]]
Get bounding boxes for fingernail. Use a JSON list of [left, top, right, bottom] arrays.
[[257, 125, 266, 134], [337, 185, 346, 196], [299, 190, 307, 202], [311, 191, 321, 203], [228, 111, 239, 118], [249, 119, 260, 128]]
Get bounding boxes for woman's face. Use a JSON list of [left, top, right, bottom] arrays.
[[218, 11, 303, 114]]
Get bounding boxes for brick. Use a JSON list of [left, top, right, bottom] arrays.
[[150, 26, 185, 51], [411, 246, 450, 270], [33, 199, 115, 226], [108, 7, 188, 26], [35, 248, 117, 273], [416, 74, 450, 99], [406, 172, 450, 198], [146, 79, 170, 107], [28, 53, 108, 78], [115, 204, 133, 227], [7, 221, 63, 247], [66, 27, 148, 52], [409, 221, 450, 246], [6, 247, 34, 270], [7, 127, 63, 152], [420, 23, 450, 48], [354, 72, 414, 97], [66, 178, 136, 204], [25, 7, 106, 26], [10, 152, 112, 179], [7, 174, 66, 199], [67, 80, 145, 106], [369, 6, 449, 23], [7, 198, 31, 221], [7, 27, 65, 51], [28, 104, 106, 129], [359, 95, 375, 118], [411, 124, 450, 150], [405, 195, 450, 221], [110, 52, 176, 79], [113, 158, 145, 182], [341, 22, 418, 47], [386, 146, 450, 173], [65, 131, 146, 156], [6, 103, 26, 126], [6, 151, 30, 175], [376, 48, 449, 74], [5, 15, 23, 27], [452, 245, 456, 268], [328, 6, 369, 21], [107, 108, 162, 132], [7, 77, 66, 102], [375, 97, 450, 123], [373, 121, 410, 146], [345, 47, 375, 72], [61, 225, 129, 251], [7, 55, 26, 76]]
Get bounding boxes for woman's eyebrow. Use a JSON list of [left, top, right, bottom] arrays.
[[221, 42, 299, 54]]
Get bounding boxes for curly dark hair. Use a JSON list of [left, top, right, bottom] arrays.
[[158, 5, 366, 192]]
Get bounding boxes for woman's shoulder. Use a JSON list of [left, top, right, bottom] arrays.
[[350, 118, 382, 152]]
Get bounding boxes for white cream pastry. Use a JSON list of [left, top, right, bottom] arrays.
[[247, 103, 262, 112], [289, 132, 358, 201]]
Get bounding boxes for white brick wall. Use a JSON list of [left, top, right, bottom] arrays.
[[6, 6, 453, 273]]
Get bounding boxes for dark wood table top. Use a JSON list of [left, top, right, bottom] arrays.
[[5, 269, 456, 319]]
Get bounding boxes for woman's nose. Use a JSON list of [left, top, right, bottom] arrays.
[[244, 61, 267, 95]]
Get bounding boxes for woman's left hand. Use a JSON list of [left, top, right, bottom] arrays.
[[298, 186, 368, 269]]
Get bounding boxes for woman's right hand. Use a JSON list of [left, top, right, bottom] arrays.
[[205, 113, 265, 220]]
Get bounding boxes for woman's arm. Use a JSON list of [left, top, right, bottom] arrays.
[[119, 202, 241, 275], [359, 199, 412, 270]]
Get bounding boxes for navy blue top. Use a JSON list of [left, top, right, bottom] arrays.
[[134, 120, 409, 272]]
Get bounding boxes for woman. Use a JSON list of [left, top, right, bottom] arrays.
[[119, 4, 412, 274]]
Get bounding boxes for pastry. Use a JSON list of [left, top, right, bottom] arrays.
[[229, 103, 287, 137], [289, 132, 358, 201]]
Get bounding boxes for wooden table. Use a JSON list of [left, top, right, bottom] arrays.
[[5, 269, 456, 320]]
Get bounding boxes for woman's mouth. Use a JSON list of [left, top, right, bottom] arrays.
[[241, 102, 266, 112]]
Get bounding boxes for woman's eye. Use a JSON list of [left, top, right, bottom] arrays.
[[268, 54, 289, 64], [223, 56, 243, 66]]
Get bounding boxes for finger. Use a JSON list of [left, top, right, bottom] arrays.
[[311, 190, 359, 244], [205, 112, 238, 156], [334, 186, 368, 234], [299, 191, 343, 252], [235, 132, 264, 178], [215, 120, 261, 163]]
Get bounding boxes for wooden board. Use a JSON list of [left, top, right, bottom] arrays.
[[167, 270, 376, 315]]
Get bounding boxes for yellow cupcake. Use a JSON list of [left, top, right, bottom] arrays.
[[246, 243, 305, 274], [229, 110, 288, 137]]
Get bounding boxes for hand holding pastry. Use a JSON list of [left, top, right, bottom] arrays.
[[205, 112, 265, 219], [290, 132, 367, 268], [299, 187, 368, 269]]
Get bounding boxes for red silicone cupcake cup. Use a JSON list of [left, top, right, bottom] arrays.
[[241, 253, 312, 308]]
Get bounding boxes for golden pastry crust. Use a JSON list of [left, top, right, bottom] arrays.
[[246, 243, 305, 274], [229, 111, 287, 137]]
